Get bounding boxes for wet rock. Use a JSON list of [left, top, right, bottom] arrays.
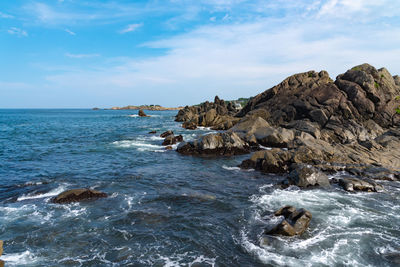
[[162, 134, 183, 146], [338, 177, 383, 192], [51, 188, 107, 204], [383, 252, 400, 264], [284, 164, 330, 188], [165, 146, 173, 150], [240, 149, 292, 173], [160, 130, 173, 138], [265, 206, 312, 236], [182, 121, 197, 130], [138, 109, 148, 117], [148, 130, 157, 134], [177, 132, 250, 156]]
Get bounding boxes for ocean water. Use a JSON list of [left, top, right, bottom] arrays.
[[0, 109, 399, 266]]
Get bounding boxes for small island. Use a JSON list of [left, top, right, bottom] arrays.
[[106, 104, 183, 111]]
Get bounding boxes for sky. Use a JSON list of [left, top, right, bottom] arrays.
[[1, 0, 400, 108]]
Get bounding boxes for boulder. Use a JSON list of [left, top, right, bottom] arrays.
[[339, 177, 383, 192], [177, 132, 250, 156], [51, 188, 107, 204], [239, 149, 291, 173], [182, 121, 197, 130], [160, 130, 173, 138], [138, 109, 148, 117], [162, 134, 183, 146], [284, 164, 330, 188], [265, 206, 312, 236]]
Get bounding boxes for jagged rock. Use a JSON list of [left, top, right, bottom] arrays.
[[162, 134, 183, 146], [265, 206, 312, 236], [177, 132, 250, 156], [51, 188, 107, 204], [182, 121, 197, 130], [138, 109, 148, 117], [160, 130, 173, 138], [175, 96, 238, 130], [284, 164, 330, 188], [339, 177, 383, 192]]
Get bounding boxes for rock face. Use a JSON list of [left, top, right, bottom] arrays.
[[177, 132, 250, 156], [265, 206, 312, 236], [51, 188, 107, 204], [237, 64, 400, 143], [284, 164, 330, 188], [339, 177, 383, 192], [138, 109, 148, 117], [175, 96, 240, 130]]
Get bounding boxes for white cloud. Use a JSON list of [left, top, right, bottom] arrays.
[[0, 11, 14, 18], [7, 27, 28, 37], [65, 28, 76, 35], [65, 53, 100, 58], [119, 23, 143, 34]]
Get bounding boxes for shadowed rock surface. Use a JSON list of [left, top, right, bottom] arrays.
[[51, 189, 107, 204], [265, 206, 312, 236]]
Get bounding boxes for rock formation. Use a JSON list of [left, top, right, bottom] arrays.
[[177, 132, 250, 156], [265, 206, 312, 236], [138, 109, 148, 117], [175, 96, 240, 130], [51, 188, 107, 204]]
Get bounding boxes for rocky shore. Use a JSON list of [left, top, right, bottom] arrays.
[[175, 63, 400, 236]]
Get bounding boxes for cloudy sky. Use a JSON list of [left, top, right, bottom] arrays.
[[1, 0, 400, 108]]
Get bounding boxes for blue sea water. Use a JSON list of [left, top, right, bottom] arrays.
[[0, 109, 399, 266]]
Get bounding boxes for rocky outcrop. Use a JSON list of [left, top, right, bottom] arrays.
[[177, 132, 250, 156], [237, 64, 400, 143], [148, 130, 157, 134], [162, 134, 183, 146], [283, 164, 330, 188], [339, 177, 383, 192], [138, 109, 148, 117], [52, 188, 107, 204], [175, 96, 240, 130], [265, 206, 312, 236]]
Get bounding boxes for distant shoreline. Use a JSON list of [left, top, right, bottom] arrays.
[[94, 105, 183, 111]]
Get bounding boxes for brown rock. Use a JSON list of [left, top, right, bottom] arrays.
[[51, 188, 107, 204], [265, 206, 312, 236], [339, 177, 383, 192], [182, 121, 197, 130], [160, 130, 174, 138], [138, 109, 148, 117], [148, 130, 157, 134]]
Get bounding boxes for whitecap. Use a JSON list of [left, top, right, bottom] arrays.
[[1, 250, 40, 265], [222, 165, 241, 171], [112, 140, 164, 152], [17, 185, 67, 202], [259, 145, 272, 150]]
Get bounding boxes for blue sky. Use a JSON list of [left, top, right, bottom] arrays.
[[1, 0, 400, 108]]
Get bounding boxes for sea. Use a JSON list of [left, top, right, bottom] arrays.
[[0, 109, 399, 266]]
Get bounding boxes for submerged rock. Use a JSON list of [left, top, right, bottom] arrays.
[[339, 177, 383, 192], [51, 188, 107, 204], [177, 132, 250, 156], [138, 109, 148, 117], [265, 206, 312, 236], [148, 130, 157, 134]]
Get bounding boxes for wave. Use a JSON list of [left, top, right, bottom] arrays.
[[0, 250, 40, 266], [17, 185, 67, 202], [222, 165, 241, 171]]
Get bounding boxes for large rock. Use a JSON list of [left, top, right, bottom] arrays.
[[177, 132, 250, 156], [138, 109, 148, 117], [51, 188, 107, 204], [285, 164, 330, 188], [339, 177, 383, 192], [265, 206, 312, 236], [162, 134, 183, 145], [175, 96, 239, 130], [160, 130, 173, 138]]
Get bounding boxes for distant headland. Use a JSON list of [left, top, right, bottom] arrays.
[[93, 105, 183, 111]]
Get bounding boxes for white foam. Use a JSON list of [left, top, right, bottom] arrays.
[[222, 165, 241, 171], [17, 185, 67, 201], [1, 250, 39, 265], [259, 145, 272, 150], [112, 140, 164, 152]]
